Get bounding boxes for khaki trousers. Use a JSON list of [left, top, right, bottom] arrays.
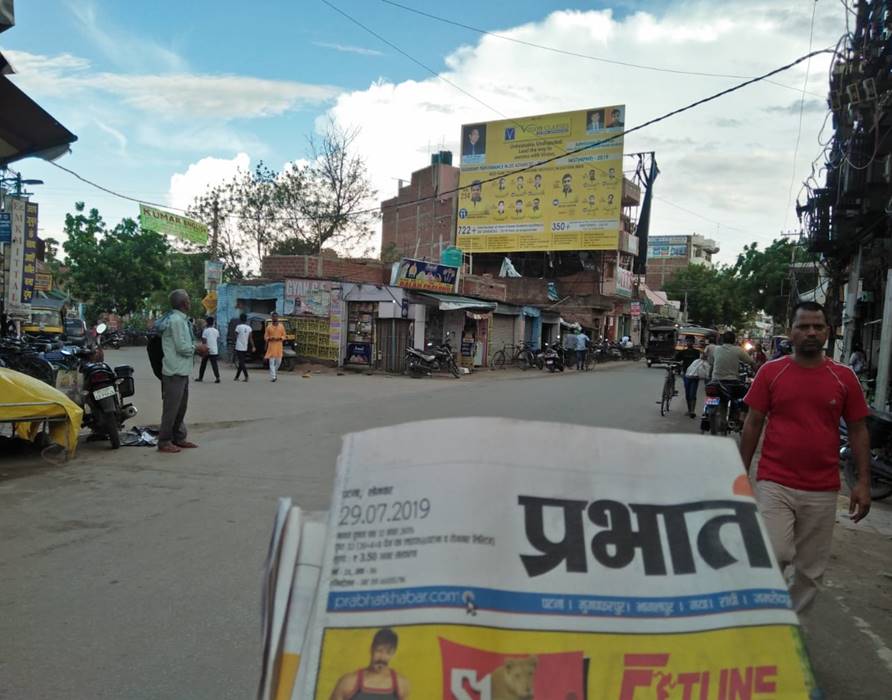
[[755, 480, 838, 613]]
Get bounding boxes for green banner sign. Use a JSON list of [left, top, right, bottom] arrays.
[[139, 203, 208, 244]]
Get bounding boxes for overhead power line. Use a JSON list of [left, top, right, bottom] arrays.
[[377, 0, 825, 99], [49, 48, 833, 226]]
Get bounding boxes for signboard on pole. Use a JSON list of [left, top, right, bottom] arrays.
[[631, 301, 641, 317], [4, 199, 28, 315], [35, 272, 52, 292], [456, 105, 625, 253], [21, 202, 38, 305], [396, 258, 459, 294], [0, 211, 11, 243], [139, 203, 209, 244], [203, 260, 223, 289]]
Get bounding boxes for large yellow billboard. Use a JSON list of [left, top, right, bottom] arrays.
[[456, 106, 625, 253]]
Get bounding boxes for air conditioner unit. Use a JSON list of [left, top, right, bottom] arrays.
[[864, 77, 878, 100], [847, 82, 862, 104], [858, 291, 874, 303]]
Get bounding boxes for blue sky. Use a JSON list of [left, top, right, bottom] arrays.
[[3, 0, 845, 263]]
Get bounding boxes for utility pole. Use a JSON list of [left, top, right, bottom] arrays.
[[874, 269, 892, 411], [210, 195, 220, 259], [841, 245, 862, 361]]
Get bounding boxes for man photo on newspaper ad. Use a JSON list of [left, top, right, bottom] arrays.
[[740, 300, 871, 614], [329, 627, 410, 700]]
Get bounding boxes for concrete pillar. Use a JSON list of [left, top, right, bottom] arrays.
[[842, 246, 862, 362], [413, 304, 426, 349]]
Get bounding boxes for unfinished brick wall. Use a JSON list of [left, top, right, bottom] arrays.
[[262, 255, 389, 284]]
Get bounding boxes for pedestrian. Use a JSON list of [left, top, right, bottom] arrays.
[[849, 343, 866, 377], [575, 329, 590, 371], [562, 330, 577, 368], [675, 335, 702, 418], [234, 312, 254, 382], [156, 289, 208, 454], [265, 311, 286, 382], [752, 340, 768, 369], [196, 316, 220, 383], [740, 301, 871, 613]]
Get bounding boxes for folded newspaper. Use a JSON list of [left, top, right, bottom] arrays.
[[260, 418, 817, 699]]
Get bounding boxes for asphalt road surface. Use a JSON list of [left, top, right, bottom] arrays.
[[2, 349, 890, 698]]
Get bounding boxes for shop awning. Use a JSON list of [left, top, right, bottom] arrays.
[[541, 312, 560, 324], [494, 303, 522, 316], [0, 59, 78, 166], [418, 292, 497, 312]]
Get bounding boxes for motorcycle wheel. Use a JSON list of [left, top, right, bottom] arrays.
[[449, 358, 461, 378], [844, 450, 892, 500], [548, 364, 556, 373], [104, 414, 121, 449], [708, 410, 720, 436]]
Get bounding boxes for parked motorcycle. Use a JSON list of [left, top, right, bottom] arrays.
[[839, 409, 892, 500], [63, 323, 138, 449], [701, 364, 753, 436], [620, 344, 643, 361], [405, 333, 460, 379], [542, 343, 565, 372]]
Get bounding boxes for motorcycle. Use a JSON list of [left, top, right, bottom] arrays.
[[541, 343, 565, 373], [620, 344, 643, 361], [405, 333, 460, 379], [701, 364, 753, 436], [839, 409, 892, 501], [64, 323, 138, 449]]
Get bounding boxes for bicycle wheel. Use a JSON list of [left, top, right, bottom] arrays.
[[519, 350, 534, 370], [491, 350, 506, 370], [660, 376, 673, 416]]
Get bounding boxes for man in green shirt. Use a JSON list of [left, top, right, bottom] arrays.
[[156, 289, 208, 453]]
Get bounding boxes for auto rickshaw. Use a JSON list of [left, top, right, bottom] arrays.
[[227, 313, 298, 371], [645, 325, 717, 367]]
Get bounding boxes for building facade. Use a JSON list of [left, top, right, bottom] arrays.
[[645, 234, 720, 290]]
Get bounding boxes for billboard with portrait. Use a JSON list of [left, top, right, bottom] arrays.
[[456, 106, 625, 253]]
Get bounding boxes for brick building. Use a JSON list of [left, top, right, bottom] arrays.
[[645, 233, 719, 290], [380, 152, 459, 261]]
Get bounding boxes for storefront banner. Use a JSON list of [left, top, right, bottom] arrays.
[[21, 202, 38, 305], [396, 258, 459, 294], [456, 106, 625, 253], [139, 203, 209, 244], [4, 199, 28, 315], [285, 278, 332, 317], [631, 301, 641, 317], [34, 272, 52, 292], [287, 419, 815, 699], [616, 266, 633, 297], [0, 211, 11, 243]]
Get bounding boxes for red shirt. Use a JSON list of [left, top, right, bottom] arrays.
[[744, 356, 869, 491]]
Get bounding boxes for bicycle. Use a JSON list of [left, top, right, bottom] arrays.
[[490, 342, 536, 370], [658, 360, 681, 416]]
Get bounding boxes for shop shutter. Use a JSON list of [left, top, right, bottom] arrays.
[[489, 314, 516, 364]]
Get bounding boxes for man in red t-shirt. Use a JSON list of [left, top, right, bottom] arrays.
[[740, 301, 871, 613]]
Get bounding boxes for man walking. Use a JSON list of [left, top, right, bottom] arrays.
[[156, 289, 207, 454], [575, 329, 590, 371], [675, 335, 702, 418], [562, 330, 577, 369], [196, 316, 220, 383], [234, 313, 254, 381], [264, 311, 286, 382], [740, 301, 871, 613]]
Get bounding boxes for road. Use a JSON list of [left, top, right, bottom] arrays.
[[2, 349, 891, 698]]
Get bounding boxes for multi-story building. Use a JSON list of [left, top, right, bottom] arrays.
[[379, 152, 459, 262], [644, 233, 719, 290]]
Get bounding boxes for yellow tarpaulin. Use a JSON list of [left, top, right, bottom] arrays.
[[0, 368, 83, 457]]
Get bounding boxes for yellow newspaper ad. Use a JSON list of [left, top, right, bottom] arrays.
[[297, 418, 816, 699]]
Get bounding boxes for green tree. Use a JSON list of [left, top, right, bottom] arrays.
[[61, 202, 170, 317], [664, 265, 747, 328], [269, 236, 320, 256], [185, 182, 246, 281], [733, 239, 814, 322]]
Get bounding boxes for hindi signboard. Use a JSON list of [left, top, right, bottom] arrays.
[[139, 203, 208, 244], [0, 211, 11, 243], [4, 199, 28, 316], [395, 258, 459, 294], [285, 279, 332, 317], [263, 419, 816, 699], [21, 202, 38, 305], [203, 260, 223, 290], [456, 106, 625, 253]]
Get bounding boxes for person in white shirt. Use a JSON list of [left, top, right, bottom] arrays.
[[196, 316, 220, 383], [233, 313, 255, 382], [575, 331, 590, 370]]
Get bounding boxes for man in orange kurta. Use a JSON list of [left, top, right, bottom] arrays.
[[264, 312, 286, 382]]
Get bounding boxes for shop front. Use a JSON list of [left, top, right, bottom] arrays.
[[541, 312, 560, 347], [491, 304, 522, 361], [341, 283, 421, 372], [522, 306, 542, 350], [414, 292, 497, 370]]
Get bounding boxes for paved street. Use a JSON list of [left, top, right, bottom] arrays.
[[2, 349, 891, 698]]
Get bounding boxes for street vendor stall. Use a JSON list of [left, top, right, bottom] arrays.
[[0, 368, 83, 457]]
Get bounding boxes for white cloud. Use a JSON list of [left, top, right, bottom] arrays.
[[169, 153, 251, 211], [4, 50, 340, 120], [313, 42, 385, 57], [94, 119, 128, 155], [324, 1, 844, 261]]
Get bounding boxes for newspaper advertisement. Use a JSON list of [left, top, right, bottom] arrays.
[[292, 418, 815, 699]]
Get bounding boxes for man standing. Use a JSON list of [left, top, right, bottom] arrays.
[[157, 289, 207, 454], [740, 301, 871, 613], [234, 313, 254, 381], [575, 329, 590, 371], [196, 316, 220, 383], [264, 311, 286, 382], [562, 330, 577, 369], [329, 628, 410, 700]]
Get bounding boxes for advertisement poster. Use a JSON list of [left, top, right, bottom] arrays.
[[22, 202, 38, 305], [648, 235, 689, 259], [139, 203, 209, 244], [4, 199, 28, 316], [292, 419, 816, 699], [456, 106, 625, 253], [396, 258, 459, 294], [285, 278, 332, 317], [203, 260, 223, 289]]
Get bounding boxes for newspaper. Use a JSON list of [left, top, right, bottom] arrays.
[[269, 418, 817, 699]]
